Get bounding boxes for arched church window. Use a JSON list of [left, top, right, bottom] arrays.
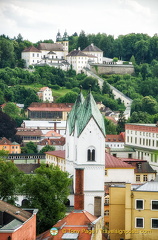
[[87, 147, 95, 161]]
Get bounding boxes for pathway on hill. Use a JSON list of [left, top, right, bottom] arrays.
[[83, 67, 133, 119]]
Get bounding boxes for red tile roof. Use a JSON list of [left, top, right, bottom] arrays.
[[46, 150, 65, 159], [36, 210, 97, 240], [106, 152, 134, 169], [39, 87, 49, 91], [16, 128, 42, 136], [38, 137, 65, 146], [28, 103, 73, 112], [43, 130, 62, 137], [0, 137, 12, 145], [105, 133, 125, 142]]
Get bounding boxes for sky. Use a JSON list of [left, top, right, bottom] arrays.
[[0, 0, 158, 43]]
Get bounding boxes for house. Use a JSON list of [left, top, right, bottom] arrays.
[[125, 123, 158, 172], [109, 182, 158, 240], [16, 128, 42, 144], [27, 102, 73, 121], [105, 132, 125, 148], [36, 210, 104, 240], [121, 158, 156, 184], [0, 200, 37, 240], [37, 87, 53, 102], [0, 137, 21, 154], [21, 31, 69, 68]]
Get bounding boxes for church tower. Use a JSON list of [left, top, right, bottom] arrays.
[[66, 90, 105, 218], [62, 30, 69, 58]]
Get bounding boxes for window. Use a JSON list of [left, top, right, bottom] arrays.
[[136, 200, 144, 210], [136, 175, 140, 182], [143, 175, 148, 182], [105, 170, 107, 175], [104, 210, 109, 216], [151, 219, 158, 229], [87, 148, 95, 161], [135, 218, 144, 228], [151, 200, 158, 210]]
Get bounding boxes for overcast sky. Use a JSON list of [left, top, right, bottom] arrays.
[[0, 0, 158, 43]]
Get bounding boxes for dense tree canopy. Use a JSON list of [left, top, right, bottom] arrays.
[[22, 164, 71, 233]]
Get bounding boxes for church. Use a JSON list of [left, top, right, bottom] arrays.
[[66, 89, 106, 218], [21, 30, 103, 73]]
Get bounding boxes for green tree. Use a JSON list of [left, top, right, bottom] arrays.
[[142, 96, 158, 114], [0, 38, 15, 68], [128, 111, 152, 123], [104, 118, 117, 134], [116, 111, 126, 133], [0, 111, 19, 142], [56, 91, 78, 103], [0, 158, 24, 204], [77, 30, 88, 50], [22, 164, 71, 233], [25, 141, 38, 154], [3, 102, 20, 118], [39, 145, 55, 154]]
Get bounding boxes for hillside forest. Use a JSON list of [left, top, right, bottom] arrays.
[[0, 31, 158, 133]]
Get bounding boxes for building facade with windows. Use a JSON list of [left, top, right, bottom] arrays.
[[37, 87, 53, 102], [109, 182, 158, 240], [66, 91, 105, 218], [125, 123, 158, 172]]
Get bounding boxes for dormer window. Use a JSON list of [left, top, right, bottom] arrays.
[[87, 147, 95, 161]]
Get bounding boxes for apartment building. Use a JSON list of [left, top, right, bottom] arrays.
[[125, 123, 158, 172]]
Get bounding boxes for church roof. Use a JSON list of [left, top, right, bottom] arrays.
[[22, 46, 41, 52], [67, 92, 105, 137], [67, 92, 84, 135], [37, 43, 63, 51], [82, 43, 102, 52], [67, 49, 87, 57]]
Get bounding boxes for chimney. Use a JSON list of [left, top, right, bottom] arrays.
[[74, 168, 84, 210], [54, 122, 57, 132]]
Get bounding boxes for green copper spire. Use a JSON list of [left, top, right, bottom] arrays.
[[67, 91, 84, 135], [67, 91, 105, 137]]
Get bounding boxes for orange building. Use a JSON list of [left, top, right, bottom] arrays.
[[0, 200, 37, 240], [0, 137, 21, 154]]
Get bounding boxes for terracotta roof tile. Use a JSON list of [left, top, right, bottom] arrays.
[[0, 200, 32, 222], [42, 131, 62, 137], [28, 103, 73, 112], [106, 133, 125, 142], [36, 210, 97, 240], [105, 152, 134, 168], [16, 128, 42, 136], [0, 137, 12, 145], [46, 150, 65, 158]]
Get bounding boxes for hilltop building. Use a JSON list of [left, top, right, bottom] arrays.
[[21, 30, 69, 68]]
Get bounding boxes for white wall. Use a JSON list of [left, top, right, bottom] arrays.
[[105, 168, 134, 183]]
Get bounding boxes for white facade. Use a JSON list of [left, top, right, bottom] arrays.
[[37, 87, 53, 102], [66, 92, 105, 218], [105, 168, 134, 183], [22, 49, 41, 68], [125, 123, 158, 172]]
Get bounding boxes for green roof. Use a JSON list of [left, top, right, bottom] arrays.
[[67, 92, 105, 137], [67, 92, 84, 135]]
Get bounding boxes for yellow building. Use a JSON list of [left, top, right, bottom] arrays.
[[0, 137, 21, 154], [45, 150, 65, 172], [109, 182, 158, 240]]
